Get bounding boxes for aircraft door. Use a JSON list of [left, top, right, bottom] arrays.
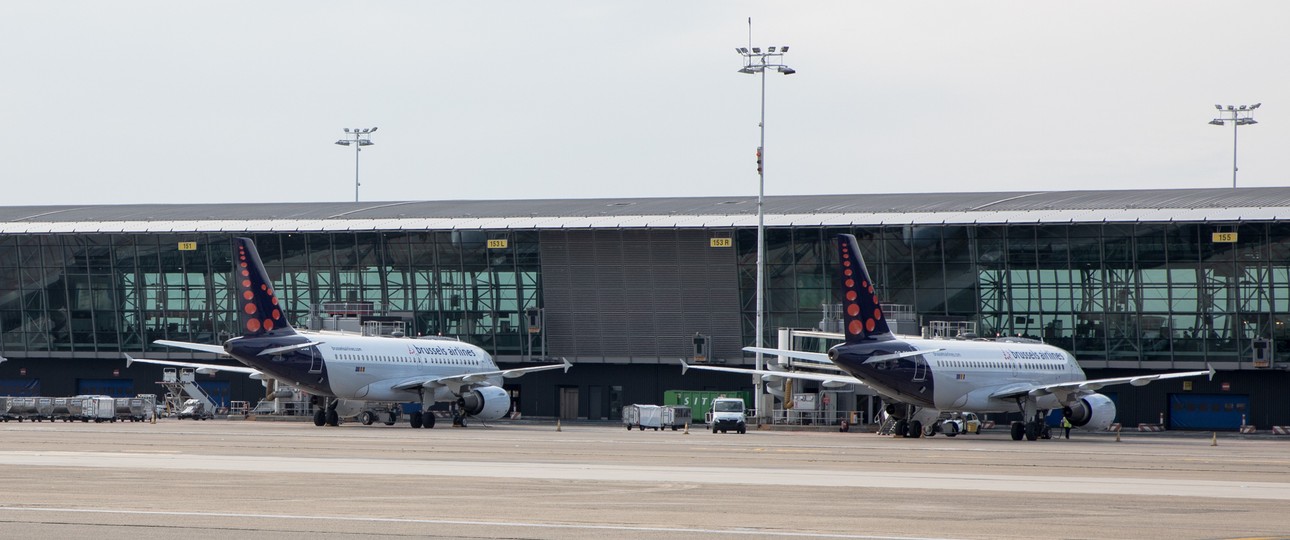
[[911, 357, 927, 382], [307, 348, 323, 374]]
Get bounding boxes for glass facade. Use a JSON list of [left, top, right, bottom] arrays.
[[739, 222, 1290, 366], [0, 232, 541, 357], [2, 220, 1288, 368]]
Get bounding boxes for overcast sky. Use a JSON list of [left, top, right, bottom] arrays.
[[1, 2, 1285, 207]]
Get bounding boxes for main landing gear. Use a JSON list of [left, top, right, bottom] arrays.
[[313, 399, 341, 426], [1009, 398, 1052, 441], [408, 390, 436, 429]]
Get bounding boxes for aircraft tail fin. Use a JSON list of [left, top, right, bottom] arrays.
[[233, 237, 296, 338], [836, 234, 893, 344]]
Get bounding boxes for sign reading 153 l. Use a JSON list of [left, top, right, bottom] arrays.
[[1212, 232, 1238, 243], [709, 238, 733, 248], [487, 239, 508, 249]]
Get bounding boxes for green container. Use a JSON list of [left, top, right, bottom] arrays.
[[664, 390, 751, 421]]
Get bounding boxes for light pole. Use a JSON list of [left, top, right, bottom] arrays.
[[1209, 104, 1259, 188], [736, 29, 794, 424], [335, 127, 377, 201]]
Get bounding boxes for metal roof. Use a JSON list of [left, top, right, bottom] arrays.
[[1, 187, 1289, 233]]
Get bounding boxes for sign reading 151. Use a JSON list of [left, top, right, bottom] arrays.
[[1212, 232, 1238, 243], [487, 239, 509, 249]]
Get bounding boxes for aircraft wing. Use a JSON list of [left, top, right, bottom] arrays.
[[390, 358, 573, 392], [124, 354, 263, 377], [154, 339, 230, 356], [989, 365, 1216, 401], [681, 360, 868, 389]]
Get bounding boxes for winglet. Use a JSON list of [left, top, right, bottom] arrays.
[[680, 359, 690, 375], [124, 353, 134, 368], [1207, 363, 1216, 381], [563, 358, 573, 373]]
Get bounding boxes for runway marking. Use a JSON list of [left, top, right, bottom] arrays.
[[0, 506, 958, 540], [1, 450, 1288, 500]]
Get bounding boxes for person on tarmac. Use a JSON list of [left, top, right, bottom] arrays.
[[1061, 416, 1073, 439]]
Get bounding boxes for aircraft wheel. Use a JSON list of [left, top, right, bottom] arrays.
[[384, 411, 397, 426], [359, 411, 375, 425], [326, 410, 340, 426], [423, 413, 436, 429], [1010, 421, 1025, 441], [1024, 421, 1040, 441], [627, 425, 632, 430], [313, 410, 326, 427], [892, 419, 907, 438], [409, 411, 423, 428], [908, 420, 923, 438]]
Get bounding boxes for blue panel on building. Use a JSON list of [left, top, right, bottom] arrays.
[[0, 379, 40, 396], [197, 381, 231, 408], [77, 379, 134, 397], [1169, 393, 1251, 430]]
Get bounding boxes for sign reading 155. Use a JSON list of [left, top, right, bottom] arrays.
[[709, 238, 733, 248], [1211, 232, 1238, 243], [487, 239, 509, 249]]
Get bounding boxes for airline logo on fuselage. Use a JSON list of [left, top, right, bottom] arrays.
[[1003, 349, 1066, 361], [407, 344, 478, 357]]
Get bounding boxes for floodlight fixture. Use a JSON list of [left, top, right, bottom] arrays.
[[335, 126, 377, 201], [1209, 103, 1261, 188]]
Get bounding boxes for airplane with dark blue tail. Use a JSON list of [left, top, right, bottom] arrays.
[[684, 234, 1212, 440], [127, 237, 570, 428]]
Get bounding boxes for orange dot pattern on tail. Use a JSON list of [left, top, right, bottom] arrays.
[[238, 244, 283, 334], [839, 242, 883, 338]]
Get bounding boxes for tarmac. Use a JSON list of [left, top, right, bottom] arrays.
[[0, 419, 1287, 539]]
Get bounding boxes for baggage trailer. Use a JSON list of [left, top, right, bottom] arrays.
[[622, 404, 663, 431], [661, 405, 692, 431], [51, 397, 88, 422], [7, 397, 55, 422], [87, 396, 117, 422]]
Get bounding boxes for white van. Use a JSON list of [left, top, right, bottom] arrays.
[[709, 397, 746, 434]]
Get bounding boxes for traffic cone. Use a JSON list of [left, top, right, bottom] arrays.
[[557, 418, 562, 432], [1211, 432, 1218, 446], [1115, 429, 1121, 442], [684, 422, 690, 435]]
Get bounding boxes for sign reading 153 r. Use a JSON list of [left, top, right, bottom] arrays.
[[710, 238, 733, 248]]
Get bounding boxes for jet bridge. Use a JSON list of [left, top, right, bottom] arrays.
[[157, 368, 219, 417]]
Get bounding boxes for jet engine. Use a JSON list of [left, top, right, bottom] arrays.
[[457, 386, 511, 420], [1063, 393, 1116, 430]]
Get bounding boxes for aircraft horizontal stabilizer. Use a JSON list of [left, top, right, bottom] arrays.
[[741, 347, 830, 363], [258, 341, 323, 356], [154, 339, 229, 356], [681, 360, 867, 388]]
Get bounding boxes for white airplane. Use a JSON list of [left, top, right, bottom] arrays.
[[683, 234, 1213, 440], [125, 237, 571, 428]]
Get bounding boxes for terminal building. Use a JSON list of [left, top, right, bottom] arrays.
[[2, 187, 1289, 428]]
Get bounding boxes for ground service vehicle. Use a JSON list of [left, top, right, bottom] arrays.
[[623, 404, 662, 431], [709, 397, 746, 434]]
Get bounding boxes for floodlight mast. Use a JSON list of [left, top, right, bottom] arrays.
[[736, 18, 794, 424], [334, 127, 378, 201], [1209, 104, 1259, 188]]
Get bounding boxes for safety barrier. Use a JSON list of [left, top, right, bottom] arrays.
[[1109, 423, 1122, 432], [1272, 426, 1290, 435], [1137, 424, 1164, 432], [1239, 425, 1257, 434]]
